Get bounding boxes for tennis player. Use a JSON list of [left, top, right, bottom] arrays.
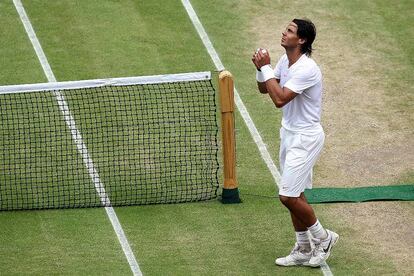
[[251, 18, 339, 267]]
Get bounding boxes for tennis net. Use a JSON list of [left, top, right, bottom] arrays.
[[0, 71, 220, 211]]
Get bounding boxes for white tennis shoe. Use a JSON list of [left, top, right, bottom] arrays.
[[309, 229, 339, 267], [275, 243, 312, 266]]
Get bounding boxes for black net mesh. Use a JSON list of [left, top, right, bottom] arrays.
[[0, 76, 219, 210]]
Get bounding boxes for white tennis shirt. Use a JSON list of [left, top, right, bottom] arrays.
[[274, 53, 323, 135]]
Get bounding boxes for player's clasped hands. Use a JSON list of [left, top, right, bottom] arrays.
[[252, 48, 271, 71]]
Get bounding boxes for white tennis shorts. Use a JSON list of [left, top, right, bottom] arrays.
[[279, 127, 325, 197]]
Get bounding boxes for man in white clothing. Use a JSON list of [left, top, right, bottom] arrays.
[[251, 18, 339, 267]]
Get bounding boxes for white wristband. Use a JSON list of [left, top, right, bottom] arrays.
[[256, 70, 265, 82], [260, 65, 275, 81]]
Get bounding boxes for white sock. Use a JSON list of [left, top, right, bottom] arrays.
[[295, 231, 311, 252], [308, 220, 328, 240]]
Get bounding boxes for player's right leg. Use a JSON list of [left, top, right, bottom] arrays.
[[309, 229, 339, 267]]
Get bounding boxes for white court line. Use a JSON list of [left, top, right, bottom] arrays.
[[13, 1, 142, 275], [180, 0, 281, 187], [181, 0, 333, 275], [320, 262, 334, 276]]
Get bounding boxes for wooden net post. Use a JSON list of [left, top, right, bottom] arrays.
[[218, 71, 241, 204]]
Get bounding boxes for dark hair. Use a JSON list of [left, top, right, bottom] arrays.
[[292, 18, 316, 56]]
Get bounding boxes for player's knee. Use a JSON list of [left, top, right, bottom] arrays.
[[279, 195, 295, 207]]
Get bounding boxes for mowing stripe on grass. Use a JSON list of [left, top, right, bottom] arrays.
[[13, 1, 142, 275], [181, 0, 334, 274]]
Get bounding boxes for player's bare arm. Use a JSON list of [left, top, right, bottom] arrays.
[[256, 82, 268, 94], [262, 77, 297, 108], [255, 77, 280, 95], [252, 50, 274, 94], [252, 50, 297, 107]]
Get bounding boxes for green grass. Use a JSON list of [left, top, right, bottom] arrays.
[[0, 1, 46, 84], [0, 209, 131, 275], [117, 200, 322, 276], [0, 0, 412, 275], [21, 0, 214, 80]]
